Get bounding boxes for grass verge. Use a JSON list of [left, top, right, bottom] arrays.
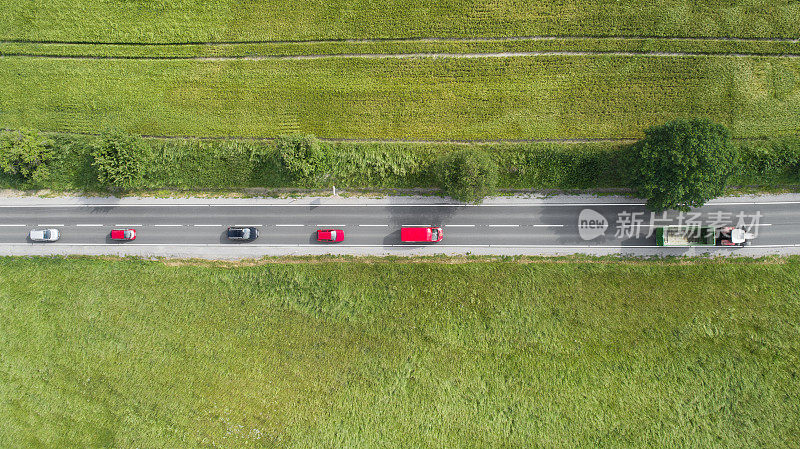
[[0, 255, 798, 447]]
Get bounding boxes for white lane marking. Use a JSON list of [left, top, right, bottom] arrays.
[[315, 225, 346, 227], [446, 224, 475, 227], [76, 224, 104, 227], [37, 224, 64, 227], [402, 225, 431, 227], [532, 224, 565, 227], [193, 224, 222, 227], [234, 224, 263, 227], [275, 224, 304, 227], [154, 224, 182, 227], [638, 223, 773, 227], [114, 225, 141, 227], [359, 224, 389, 227], [0, 224, 26, 227], [489, 224, 520, 228]]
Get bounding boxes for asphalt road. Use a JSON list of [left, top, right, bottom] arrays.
[[0, 200, 798, 257]]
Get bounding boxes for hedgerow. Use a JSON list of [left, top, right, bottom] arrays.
[[0, 130, 797, 198]]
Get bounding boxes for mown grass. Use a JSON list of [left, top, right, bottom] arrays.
[[0, 256, 798, 447], [1, 0, 798, 42], [2, 55, 799, 140], [3, 38, 800, 59]]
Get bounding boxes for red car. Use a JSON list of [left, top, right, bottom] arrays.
[[317, 229, 344, 243], [400, 226, 443, 243], [111, 229, 136, 241]]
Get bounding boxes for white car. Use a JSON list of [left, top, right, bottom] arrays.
[[29, 228, 60, 242]]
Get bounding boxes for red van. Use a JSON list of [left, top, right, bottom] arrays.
[[400, 226, 443, 243]]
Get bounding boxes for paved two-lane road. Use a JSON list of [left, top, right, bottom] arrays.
[[1, 196, 798, 258]]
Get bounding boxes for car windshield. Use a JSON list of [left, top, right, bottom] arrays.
[[431, 230, 438, 240], [42, 230, 50, 239], [330, 231, 336, 239], [125, 230, 132, 238]]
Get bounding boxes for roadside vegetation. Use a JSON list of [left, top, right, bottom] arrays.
[[2, 0, 797, 42], [2, 128, 798, 202], [1, 256, 798, 447], [629, 118, 736, 211], [2, 56, 799, 140]]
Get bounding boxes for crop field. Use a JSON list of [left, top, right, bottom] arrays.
[[1, 2, 800, 141], [1, 0, 799, 42], [1, 256, 798, 447], [1, 55, 799, 140]]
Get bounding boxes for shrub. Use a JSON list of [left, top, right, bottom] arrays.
[[91, 130, 149, 189], [436, 147, 499, 202], [628, 118, 735, 211], [276, 135, 328, 185], [0, 128, 54, 183]]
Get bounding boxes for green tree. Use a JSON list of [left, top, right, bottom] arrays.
[[0, 129, 54, 183], [91, 130, 149, 189], [436, 148, 499, 203], [276, 135, 328, 185], [629, 118, 735, 211]]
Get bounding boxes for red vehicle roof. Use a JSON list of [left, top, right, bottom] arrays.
[[317, 229, 344, 242], [401, 227, 442, 242], [111, 229, 135, 240]]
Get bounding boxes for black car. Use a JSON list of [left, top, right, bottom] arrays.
[[227, 227, 259, 241]]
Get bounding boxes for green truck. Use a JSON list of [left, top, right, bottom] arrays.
[[655, 226, 755, 247]]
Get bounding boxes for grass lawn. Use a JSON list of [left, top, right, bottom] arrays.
[[0, 256, 798, 447], [2, 55, 799, 140], [1, 1, 798, 42]]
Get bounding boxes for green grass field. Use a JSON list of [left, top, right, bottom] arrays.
[[2, 55, 799, 140], [1, 1, 798, 42], [1, 256, 798, 447]]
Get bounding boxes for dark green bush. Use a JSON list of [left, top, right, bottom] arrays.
[[91, 130, 150, 189], [436, 147, 499, 202], [0, 128, 54, 185], [629, 118, 735, 211], [276, 135, 328, 185]]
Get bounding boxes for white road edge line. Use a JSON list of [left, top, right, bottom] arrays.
[[3, 201, 800, 207]]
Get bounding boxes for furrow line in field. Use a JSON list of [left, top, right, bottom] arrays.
[[2, 35, 799, 46], [4, 50, 800, 61]]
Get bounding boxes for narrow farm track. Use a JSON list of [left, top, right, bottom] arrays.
[[4, 50, 800, 60]]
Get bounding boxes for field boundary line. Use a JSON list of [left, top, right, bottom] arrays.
[[11, 129, 795, 144], [2, 35, 799, 46], [5, 50, 800, 61]]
